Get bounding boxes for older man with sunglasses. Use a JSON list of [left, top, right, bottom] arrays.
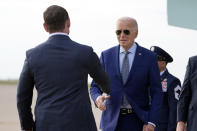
[[90, 17, 162, 131]]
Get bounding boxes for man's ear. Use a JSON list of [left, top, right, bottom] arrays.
[[66, 18, 71, 28], [43, 23, 49, 32], [134, 30, 138, 38]]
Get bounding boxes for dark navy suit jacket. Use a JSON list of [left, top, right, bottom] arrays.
[[90, 44, 162, 131], [17, 35, 110, 131], [155, 69, 181, 131], [178, 56, 197, 131]]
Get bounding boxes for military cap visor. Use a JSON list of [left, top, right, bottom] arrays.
[[150, 46, 173, 63]]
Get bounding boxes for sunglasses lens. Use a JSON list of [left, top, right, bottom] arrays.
[[124, 30, 130, 35], [116, 30, 121, 35], [116, 30, 130, 35]]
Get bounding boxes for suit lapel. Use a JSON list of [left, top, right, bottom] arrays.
[[114, 45, 123, 83], [126, 43, 143, 83]]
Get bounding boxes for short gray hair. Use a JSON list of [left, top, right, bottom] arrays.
[[117, 17, 138, 31]]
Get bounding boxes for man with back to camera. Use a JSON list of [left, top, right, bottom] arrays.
[[17, 5, 110, 131], [90, 17, 162, 131], [150, 46, 181, 131], [176, 56, 197, 131]]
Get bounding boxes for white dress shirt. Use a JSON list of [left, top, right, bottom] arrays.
[[49, 32, 68, 37], [119, 43, 137, 72]]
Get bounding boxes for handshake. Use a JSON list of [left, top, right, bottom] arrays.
[[96, 93, 110, 111]]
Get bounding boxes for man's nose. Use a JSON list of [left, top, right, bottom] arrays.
[[120, 32, 126, 38]]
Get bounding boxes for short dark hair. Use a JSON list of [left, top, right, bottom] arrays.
[[43, 5, 69, 33]]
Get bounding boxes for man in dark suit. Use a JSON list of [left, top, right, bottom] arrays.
[[90, 17, 162, 131], [150, 46, 181, 131], [17, 5, 110, 131], [176, 56, 197, 131]]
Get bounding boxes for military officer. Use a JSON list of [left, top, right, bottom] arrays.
[[150, 46, 181, 131]]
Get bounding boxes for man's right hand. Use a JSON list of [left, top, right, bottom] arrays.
[[176, 121, 186, 131], [96, 93, 110, 111], [143, 124, 155, 131]]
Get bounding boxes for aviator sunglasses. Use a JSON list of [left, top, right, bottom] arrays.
[[115, 29, 130, 35]]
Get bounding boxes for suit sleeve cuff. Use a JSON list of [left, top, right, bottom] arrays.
[[148, 122, 156, 127]]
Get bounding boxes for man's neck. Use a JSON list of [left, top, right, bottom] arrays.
[[122, 42, 134, 51], [160, 68, 166, 76], [49, 27, 69, 35]]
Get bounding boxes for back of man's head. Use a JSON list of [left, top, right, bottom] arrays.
[[43, 5, 69, 33]]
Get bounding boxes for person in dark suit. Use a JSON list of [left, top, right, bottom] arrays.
[[17, 5, 110, 131], [176, 56, 197, 131], [90, 17, 162, 131], [150, 46, 181, 131]]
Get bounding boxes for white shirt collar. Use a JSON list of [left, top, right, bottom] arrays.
[[49, 32, 68, 37], [120, 43, 136, 54], [160, 69, 166, 76]]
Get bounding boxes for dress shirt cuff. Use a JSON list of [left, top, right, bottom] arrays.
[[148, 122, 156, 127]]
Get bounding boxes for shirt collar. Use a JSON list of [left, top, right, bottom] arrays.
[[49, 32, 68, 37], [120, 42, 137, 54], [160, 69, 166, 76]]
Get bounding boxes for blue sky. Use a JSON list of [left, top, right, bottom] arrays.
[[0, 0, 197, 82]]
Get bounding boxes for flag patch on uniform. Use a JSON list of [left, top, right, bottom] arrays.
[[161, 78, 167, 92], [174, 85, 181, 100]]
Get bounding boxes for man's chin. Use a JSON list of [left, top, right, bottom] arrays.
[[120, 42, 129, 46]]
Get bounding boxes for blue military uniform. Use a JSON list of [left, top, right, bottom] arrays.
[[150, 46, 181, 131]]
